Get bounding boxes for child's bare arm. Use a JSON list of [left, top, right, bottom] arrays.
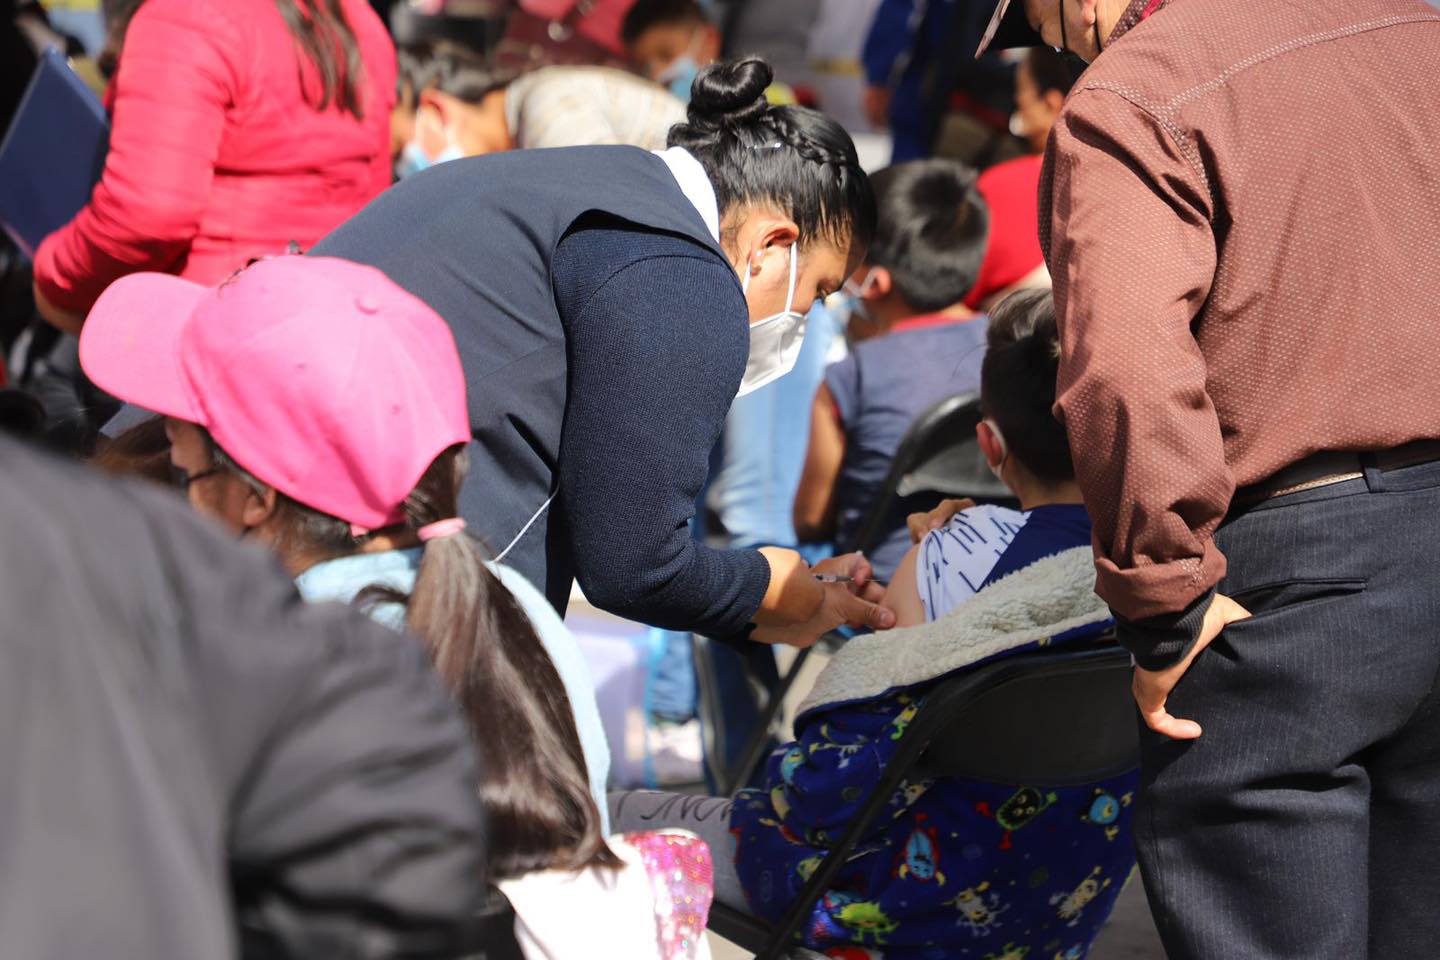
[[883, 542, 929, 628]]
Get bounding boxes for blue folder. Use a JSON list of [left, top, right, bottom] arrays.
[[0, 48, 109, 258]]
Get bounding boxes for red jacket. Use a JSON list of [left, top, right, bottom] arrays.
[[964, 154, 1045, 309], [34, 0, 396, 312]]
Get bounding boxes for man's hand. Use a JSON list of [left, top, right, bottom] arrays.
[[905, 498, 975, 544], [1134, 593, 1252, 739], [751, 552, 894, 648]]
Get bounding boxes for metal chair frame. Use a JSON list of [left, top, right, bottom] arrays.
[[716, 392, 1015, 796], [707, 643, 1138, 960]]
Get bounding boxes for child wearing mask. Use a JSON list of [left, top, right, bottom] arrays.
[[78, 256, 712, 960], [620, 0, 796, 105], [884, 287, 1091, 628], [611, 289, 1138, 960], [391, 38, 685, 178]]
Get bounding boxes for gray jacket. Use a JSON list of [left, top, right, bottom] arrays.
[[0, 438, 486, 957]]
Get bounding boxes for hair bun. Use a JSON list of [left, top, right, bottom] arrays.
[[687, 58, 772, 130]]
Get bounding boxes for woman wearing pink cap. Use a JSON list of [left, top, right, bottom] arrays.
[[75, 256, 636, 911]]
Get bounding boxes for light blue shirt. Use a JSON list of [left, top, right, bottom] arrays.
[[295, 548, 611, 832]]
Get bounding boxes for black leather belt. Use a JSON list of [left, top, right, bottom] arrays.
[[1233, 438, 1440, 509]]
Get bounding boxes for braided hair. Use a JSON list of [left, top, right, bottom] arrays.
[[667, 58, 876, 258]]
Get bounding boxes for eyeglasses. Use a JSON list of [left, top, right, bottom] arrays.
[[171, 464, 224, 491]]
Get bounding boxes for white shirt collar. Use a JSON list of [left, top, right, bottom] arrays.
[[652, 147, 721, 244]]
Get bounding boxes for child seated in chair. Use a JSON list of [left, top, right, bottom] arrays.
[[884, 287, 1090, 629], [611, 289, 1138, 960]]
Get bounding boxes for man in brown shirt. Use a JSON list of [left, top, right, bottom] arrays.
[[978, 0, 1440, 957]]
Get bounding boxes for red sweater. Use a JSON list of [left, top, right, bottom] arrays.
[[34, 0, 396, 312]]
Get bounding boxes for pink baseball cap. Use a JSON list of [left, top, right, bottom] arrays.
[[79, 256, 471, 534]]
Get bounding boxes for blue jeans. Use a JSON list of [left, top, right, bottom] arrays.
[[1136, 457, 1440, 959]]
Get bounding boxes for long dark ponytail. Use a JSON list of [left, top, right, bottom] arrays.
[[208, 437, 618, 879], [668, 58, 877, 258], [101, 0, 368, 119], [398, 447, 619, 878]]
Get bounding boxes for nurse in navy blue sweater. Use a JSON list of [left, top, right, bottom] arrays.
[[312, 58, 892, 647]]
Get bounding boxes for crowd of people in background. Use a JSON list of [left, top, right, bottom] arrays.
[[3, 1, 1440, 959]]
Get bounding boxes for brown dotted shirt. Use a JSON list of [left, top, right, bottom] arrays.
[[1040, 0, 1440, 663]]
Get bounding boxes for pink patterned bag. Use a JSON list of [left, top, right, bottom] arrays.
[[626, 831, 715, 960]]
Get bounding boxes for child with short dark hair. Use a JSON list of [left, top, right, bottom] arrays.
[[886, 286, 1090, 626], [614, 291, 1137, 959]]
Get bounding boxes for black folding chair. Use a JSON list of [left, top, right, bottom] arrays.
[[715, 393, 1015, 796], [848, 391, 1015, 553], [707, 642, 1139, 959]]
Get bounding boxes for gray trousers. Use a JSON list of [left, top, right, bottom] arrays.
[[608, 791, 747, 912], [1136, 458, 1440, 959]]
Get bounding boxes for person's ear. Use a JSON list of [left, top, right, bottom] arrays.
[[759, 219, 801, 255], [1043, 89, 1066, 116], [749, 219, 800, 279], [726, 215, 798, 279], [240, 483, 279, 531], [417, 88, 451, 122], [413, 92, 449, 156], [977, 420, 1004, 469], [869, 267, 894, 301]]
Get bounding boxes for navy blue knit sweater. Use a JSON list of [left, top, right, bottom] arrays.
[[551, 214, 770, 634]]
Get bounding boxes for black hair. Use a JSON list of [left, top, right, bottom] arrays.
[[396, 38, 517, 110], [0, 389, 46, 445], [865, 160, 989, 313], [206, 438, 618, 881], [668, 58, 876, 260], [979, 288, 1074, 486], [1025, 46, 1076, 99], [621, 0, 709, 46], [103, 1, 370, 119]]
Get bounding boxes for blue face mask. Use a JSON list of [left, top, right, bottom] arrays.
[[839, 268, 883, 341], [394, 139, 465, 180], [658, 54, 700, 102]]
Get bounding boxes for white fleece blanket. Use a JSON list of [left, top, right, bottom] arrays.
[[798, 546, 1110, 718]]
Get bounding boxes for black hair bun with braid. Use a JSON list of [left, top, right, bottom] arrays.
[[681, 58, 772, 136], [665, 56, 876, 261]]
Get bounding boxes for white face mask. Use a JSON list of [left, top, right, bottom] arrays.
[[737, 243, 807, 397], [982, 417, 1009, 482]]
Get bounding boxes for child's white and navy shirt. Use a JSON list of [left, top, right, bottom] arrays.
[[917, 503, 1092, 622]]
